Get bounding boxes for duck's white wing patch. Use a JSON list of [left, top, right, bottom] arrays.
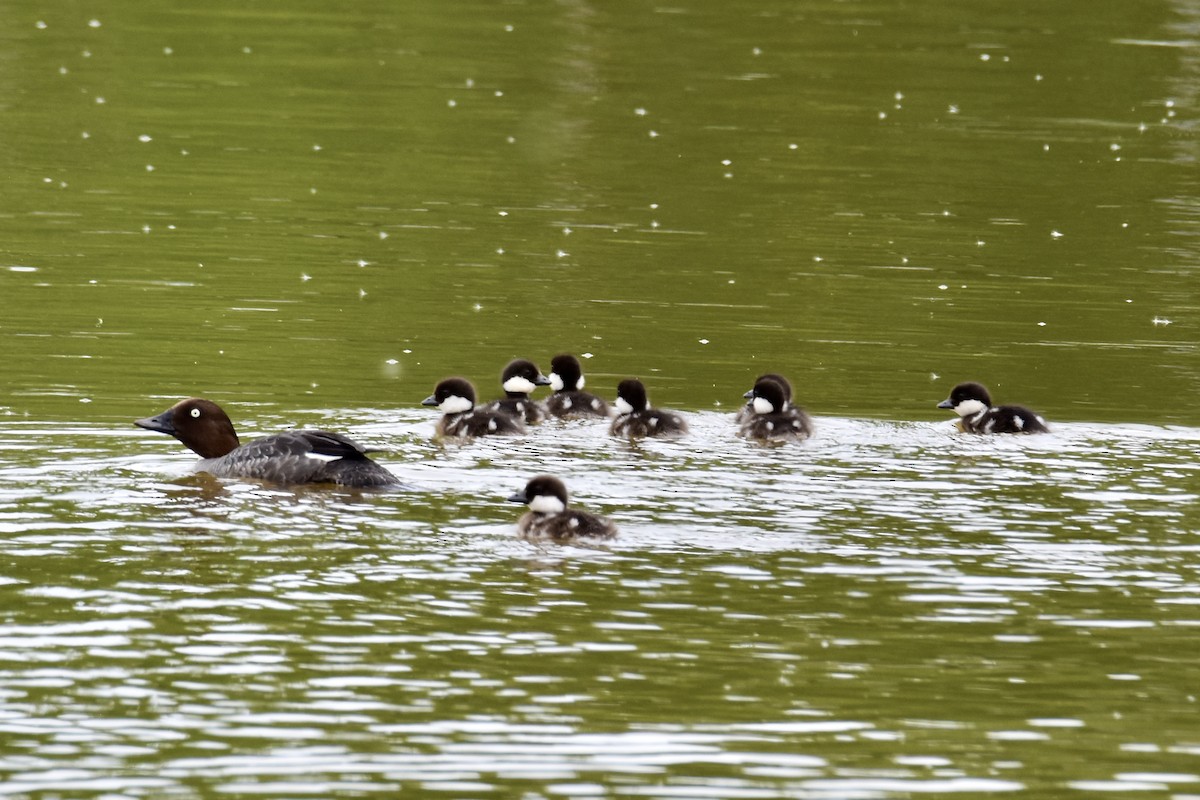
[[529, 494, 566, 514], [305, 452, 342, 462], [1013, 416, 1025, 431]]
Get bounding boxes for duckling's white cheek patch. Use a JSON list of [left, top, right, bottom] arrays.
[[529, 495, 565, 514], [955, 399, 987, 418], [576, 376, 586, 390], [1013, 416, 1025, 431], [752, 397, 774, 415], [440, 395, 473, 414], [614, 397, 634, 416], [503, 376, 536, 394], [548, 373, 564, 392]]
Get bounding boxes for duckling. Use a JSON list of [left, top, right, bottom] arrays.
[[738, 376, 813, 442], [610, 378, 688, 438], [937, 381, 1049, 434], [506, 475, 618, 541], [422, 377, 525, 438], [545, 353, 609, 419], [734, 373, 794, 424], [479, 358, 551, 425]]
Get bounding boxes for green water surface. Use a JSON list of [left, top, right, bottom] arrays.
[[1, 0, 1196, 422]]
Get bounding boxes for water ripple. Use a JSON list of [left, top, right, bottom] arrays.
[[0, 412, 1196, 796]]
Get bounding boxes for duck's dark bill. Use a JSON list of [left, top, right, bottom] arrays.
[[134, 410, 175, 435]]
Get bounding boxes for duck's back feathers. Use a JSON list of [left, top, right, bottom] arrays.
[[205, 430, 401, 487], [480, 396, 546, 425], [962, 405, 1049, 434], [547, 391, 609, 419], [610, 410, 688, 438], [738, 410, 813, 442], [437, 409, 526, 438], [516, 508, 618, 541]]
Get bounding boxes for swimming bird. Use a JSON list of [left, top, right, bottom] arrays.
[[479, 358, 551, 425], [506, 475, 618, 541], [735, 373, 794, 424], [738, 376, 813, 442], [937, 381, 1049, 434], [134, 398, 402, 487], [610, 378, 688, 438], [422, 377, 525, 438], [545, 353, 609, 419]]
